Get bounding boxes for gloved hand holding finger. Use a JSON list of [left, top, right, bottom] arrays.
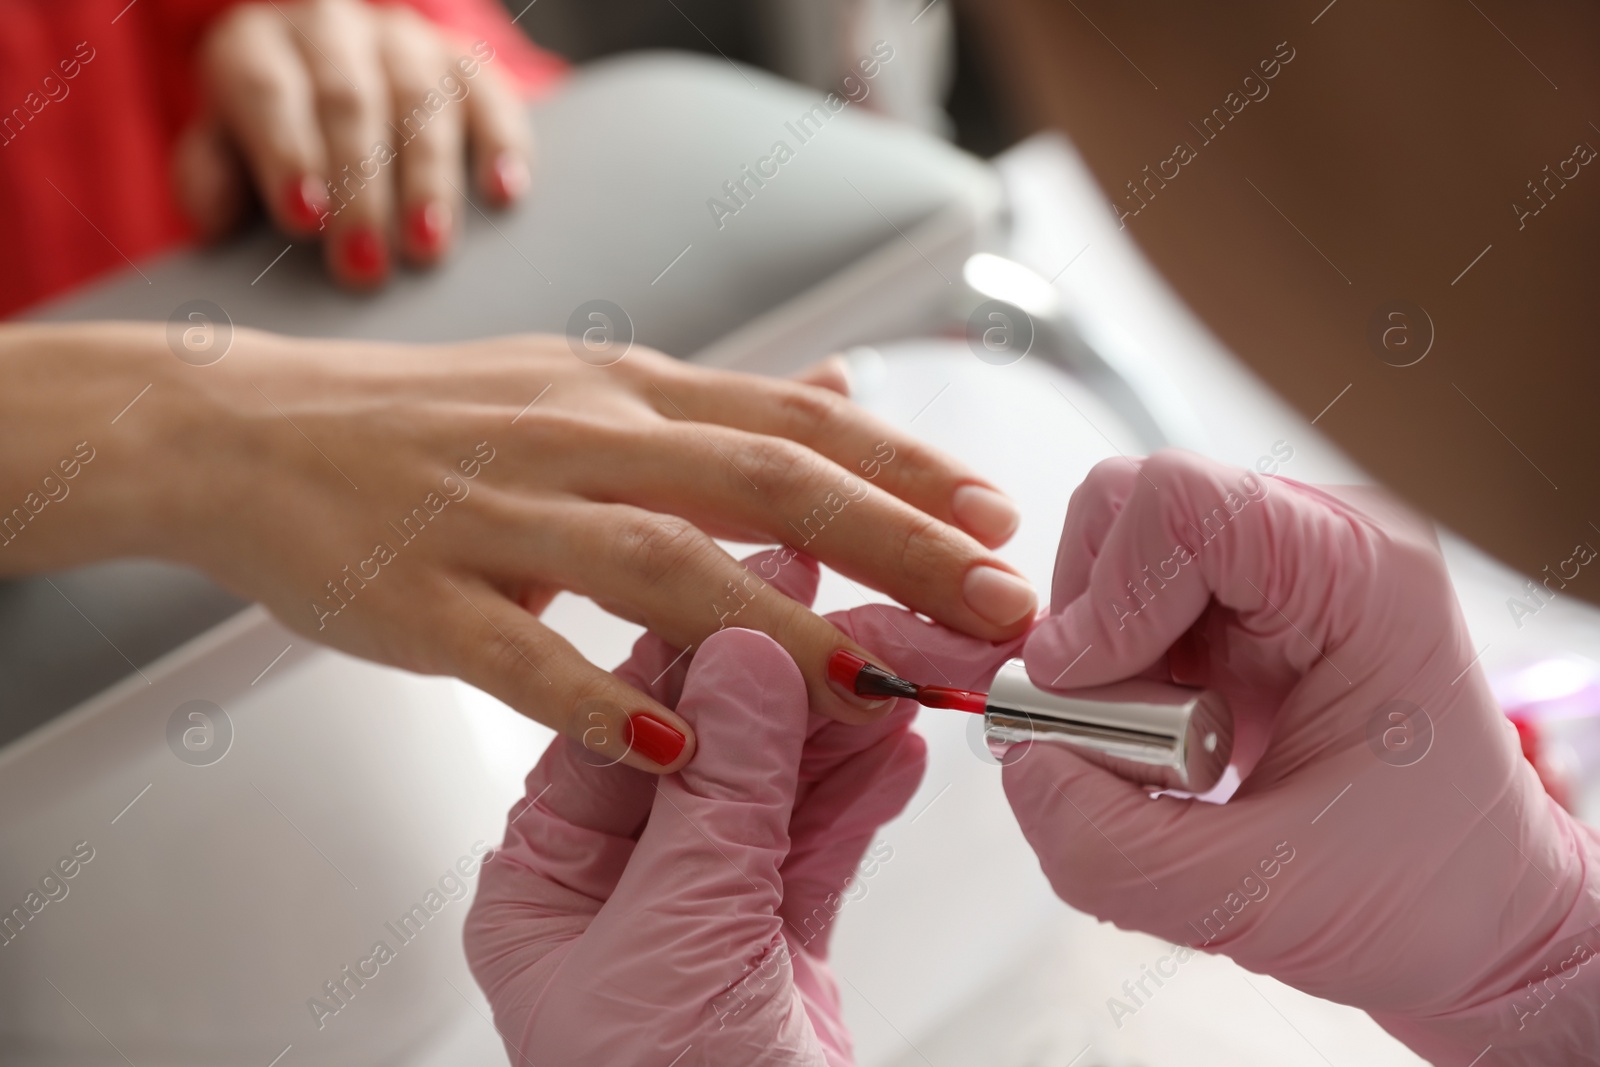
[[178, 0, 534, 287], [468, 628, 869, 1065], [466, 550, 981, 1066]]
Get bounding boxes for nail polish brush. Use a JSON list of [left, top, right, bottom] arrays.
[[829, 652, 1232, 792]]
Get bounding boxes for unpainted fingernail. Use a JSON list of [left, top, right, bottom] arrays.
[[405, 200, 451, 257], [963, 564, 1037, 627], [490, 151, 530, 204], [338, 226, 388, 285], [626, 712, 687, 766], [283, 174, 329, 231], [951, 483, 1020, 546]]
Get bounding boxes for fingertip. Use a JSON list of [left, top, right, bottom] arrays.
[[565, 689, 693, 775], [1021, 613, 1077, 686], [1000, 737, 1117, 811], [487, 150, 530, 207], [962, 562, 1038, 630], [403, 199, 452, 265], [623, 710, 694, 771], [817, 645, 899, 724], [329, 225, 390, 289], [691, 627, 809, 715], [675, 628, 810, 795], [951, 482, 1021, 548], [793, 354, 852, 397], [281, 173, 330, 234]]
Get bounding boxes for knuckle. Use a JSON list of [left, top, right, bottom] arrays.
[[210, 2, 268, 43], [732, 435, 813, 493], [611, 513, 712, 586], [477, 623, 553, 699], [514, 410, 606, 452], [1081, 456, 1137, 494], [891, 509, 953, 574], [1138, 448, 1202, 491], [613, 345, 674, 385], [1386, 532, 1450, 587], [379, 2, 432, 36], [314, 77, 372, 126], [389, 76, 440, 113], [228, 63, 287, 104], [773, 383, 842, 436], [398, 129, 451, 171]]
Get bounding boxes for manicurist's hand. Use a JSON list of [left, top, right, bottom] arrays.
[[465, 551, 1016, 1065], [1005, 452, 1600, 1063], [0, 324, 1032, 774], [174, 0, 531, 286]]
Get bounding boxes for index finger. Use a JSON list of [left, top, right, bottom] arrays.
[[1021, 449, 1368, 691], [650, 361, 1022, 549]]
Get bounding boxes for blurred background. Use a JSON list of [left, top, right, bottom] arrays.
[[500, 0, 1017, 150]]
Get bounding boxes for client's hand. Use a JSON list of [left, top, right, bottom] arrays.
[[1005, 452, 1600, 1064], [3, 324, 1032, 775], [464, 551, 1017, 1065], [176, 0, 531, 285]]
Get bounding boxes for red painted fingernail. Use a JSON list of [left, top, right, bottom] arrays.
[[626, 712, 687, 766], [828, 649, 869, 690], [490, 152, 529, 204], [824, 649, 896, 711], [283, 175, 329, 230], [405, 200, 450, 257], [338, 226, 388, 285]]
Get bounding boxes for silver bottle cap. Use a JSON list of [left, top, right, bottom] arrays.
[[983, 659, 1233, 793]]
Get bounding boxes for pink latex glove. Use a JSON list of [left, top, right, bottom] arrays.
[[1006, 451, 1600, 1063], [464, 550, 1015, 1066]]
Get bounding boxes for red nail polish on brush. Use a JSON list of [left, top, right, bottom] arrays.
[[827, 649, 875, 691], [827, 648, 983, 710], [626, 712, 687, 766]]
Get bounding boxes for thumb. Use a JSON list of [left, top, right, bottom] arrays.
[[538, 629, 820, 1060], [1002, 741, 1195, 928], [779, 726, 925, 960]]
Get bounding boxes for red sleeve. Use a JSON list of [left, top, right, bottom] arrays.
[[0, 0, 565, 321], [383, 0, 567, 97]]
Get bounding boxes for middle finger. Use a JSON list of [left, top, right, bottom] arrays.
[[289, 0, 393, 287], [538, 419, 1038, 640], [377, 5, 465, 266]]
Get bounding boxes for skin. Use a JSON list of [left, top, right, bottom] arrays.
[[172, 0, 532, 286], [972, 0, 1600, 605], [0, 323, 1033, 773]]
